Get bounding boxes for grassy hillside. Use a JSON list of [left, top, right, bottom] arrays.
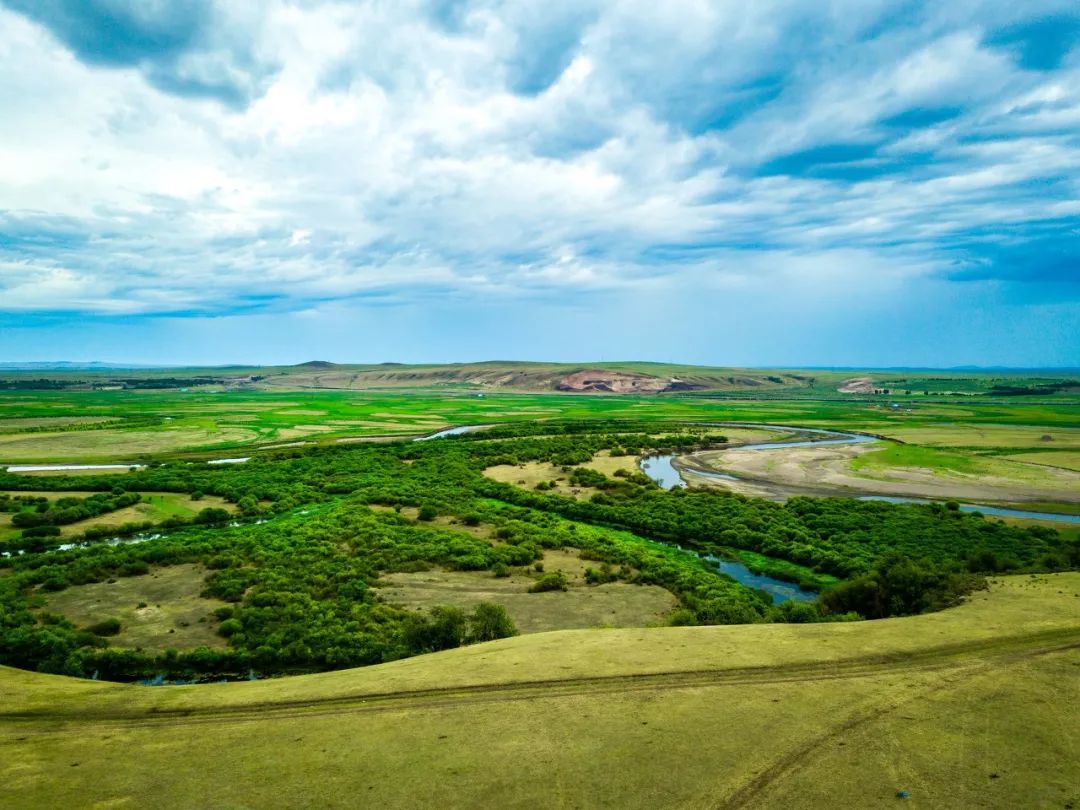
[[2, 573, 1078, 809], [3, 360, 1077, 398]]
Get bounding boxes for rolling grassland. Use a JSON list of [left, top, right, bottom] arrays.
[[2, 573, 1078, 809]]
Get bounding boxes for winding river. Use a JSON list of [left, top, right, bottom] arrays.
[[703, 555, 817, 604], [4, 463, 148, 472], [1, 424, 493, 472], [639, 423, 1080, 525], [636, 422, 1080, 599], [639, 424, 875, 491]]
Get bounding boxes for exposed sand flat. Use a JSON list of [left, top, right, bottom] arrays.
[[684, 443, 1080, 504]]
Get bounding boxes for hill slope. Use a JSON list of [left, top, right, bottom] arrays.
[[2, 573, 1079, 809], [258, 361, 818, 393]]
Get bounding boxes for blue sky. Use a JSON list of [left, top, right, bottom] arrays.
[[0, 1, 1078, 367]]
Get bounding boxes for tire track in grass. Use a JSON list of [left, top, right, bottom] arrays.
[[714, 637, 1080, 809], [4, 630, 1078, 732]]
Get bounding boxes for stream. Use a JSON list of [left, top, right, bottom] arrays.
[[639, 424, 875, 491], [703, 555, 817, 604], [413, 425, 493, 441], [4, 463, 147, 472], [3, 424, 495, 472], [639, 423, 1080, 525], [857, 496, 1080, 525], [637, 422, 1080, 600], [3, 458, 252, 473]]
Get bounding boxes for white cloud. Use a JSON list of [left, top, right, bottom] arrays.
[[0, 0, 1078, 321]]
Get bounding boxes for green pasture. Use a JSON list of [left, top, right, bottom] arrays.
[[1, 387, 1078, 463]]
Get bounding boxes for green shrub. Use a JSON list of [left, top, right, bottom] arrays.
[[86, 618, 122, 637], [529, 572, 569, 593], [404, 606, 468, 653], [468, 602, 517, 642], [217, 618, 243, 638], [584, 563, 617, 584], [195, 507, 230, 525]]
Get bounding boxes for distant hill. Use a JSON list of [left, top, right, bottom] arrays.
[[264, 361, 818, 394], [0, 361, 160, 371], [1, 361, 1076, 397]]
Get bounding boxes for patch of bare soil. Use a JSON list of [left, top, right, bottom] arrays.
[[555, 369, 696, 393], [483, 462, 598, 500], [837, 377, 874, 394]]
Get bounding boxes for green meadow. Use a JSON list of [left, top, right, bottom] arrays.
[[1, 367, 1078, 809], [1, 386, 1078, 463]]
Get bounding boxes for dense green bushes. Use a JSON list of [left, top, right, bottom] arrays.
[[529, 572, 569, 592], [819, 554, 988, 618], [1, 419, 1076, 683], [403, 603, 517, 653], [10, 491, 141, 528]]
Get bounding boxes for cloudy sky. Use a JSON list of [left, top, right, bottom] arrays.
[[1, 1, 1078, 367]]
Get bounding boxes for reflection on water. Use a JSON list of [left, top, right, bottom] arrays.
[[703, 555, 817, 604], [638, 424, 874, 491], [414, 425, 493, 441], [4, 463, 145, 472], [639, 455, 686, 489]]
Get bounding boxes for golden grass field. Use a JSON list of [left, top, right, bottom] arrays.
[[42, 564, 228, 652], [1004, 450, 1080, 472], [2, 573, 1078, 809], [877, 424, 1080, 449], [377, 548, 678, 633]]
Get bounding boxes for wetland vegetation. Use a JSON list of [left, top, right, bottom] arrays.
[[1, 364, 1078, 809], [0, 368, 1077, 682]]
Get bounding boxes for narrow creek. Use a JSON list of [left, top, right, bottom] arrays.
[[639, 423, 874, 492], [413, 424, 493, 441], [703, 555, 817, 604], [1, 518, 271, 558], [2, 424, 494, 472], [3, 458, 252, 473], [857, 496, 1080, 525]]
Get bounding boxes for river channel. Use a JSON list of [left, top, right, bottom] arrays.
[[637, 422, 1080, 600], [638, 424, 1079, 525]]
